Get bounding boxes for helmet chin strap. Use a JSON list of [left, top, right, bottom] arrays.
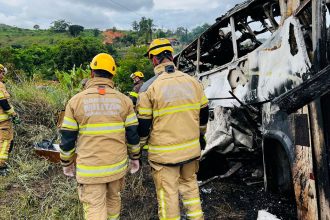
[[152, 56, 161, 66], [152, 52, 174, 67]]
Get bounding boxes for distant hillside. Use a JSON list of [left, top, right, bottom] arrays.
[[0, 24, 14, 28], [0, 24, 126, 48]]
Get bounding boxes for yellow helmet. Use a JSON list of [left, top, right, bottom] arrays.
[[145, 38, 174, 58], [90, 53, 116, 76], [0, 64, 7, 74], [130, 71, 144, 79]]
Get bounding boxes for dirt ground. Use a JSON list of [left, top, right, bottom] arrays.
[[121, 154, 297, 220], [199, 178, 297, 220]]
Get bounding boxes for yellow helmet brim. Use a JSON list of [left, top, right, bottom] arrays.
[[145, 43, 174, 58]]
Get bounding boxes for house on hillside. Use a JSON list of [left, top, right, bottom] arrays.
[[102, 30, 125, 44]]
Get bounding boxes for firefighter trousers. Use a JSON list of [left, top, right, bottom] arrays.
[[0, 126, 14, 167], [78, 178, 125, 220], [150, 160, 204, 220]]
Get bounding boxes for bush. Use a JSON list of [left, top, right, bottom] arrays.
[[53, 37, 108, 71], [0, 46, 55, 78], [0, 37, 114, 80], [69, 25, 84, 37], [9, 80, 67, 127], [55, 66, 90, 98]]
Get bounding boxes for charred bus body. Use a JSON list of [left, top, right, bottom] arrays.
[[174, 0, 330, 219]]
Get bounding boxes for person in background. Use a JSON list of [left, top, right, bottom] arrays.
[[0, 64, 20, 176], [129, 71, 144, 107]]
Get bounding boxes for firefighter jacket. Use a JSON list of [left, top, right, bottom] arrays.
[[0, 81, 15, 163], [137, 62, 209, 165], [0, 82, 16, 128], [129, 80, 144, 106], [133, 80, 144, 93], [60, 77, 140, 184]]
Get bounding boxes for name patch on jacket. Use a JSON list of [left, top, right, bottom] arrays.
[[161, 82, 195, 102], [83, 98, 121, 116]]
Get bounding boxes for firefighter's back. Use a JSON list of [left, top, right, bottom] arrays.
[[66, 78, 132, 184], [139, 68, 207, 164]]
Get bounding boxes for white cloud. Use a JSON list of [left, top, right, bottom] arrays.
[[153, 0, 221, 10], [0, 0, 243, 30]]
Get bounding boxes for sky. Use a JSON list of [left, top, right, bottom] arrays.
[[0, 0, 242, 30]]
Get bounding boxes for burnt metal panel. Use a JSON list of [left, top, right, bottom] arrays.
[[321, 92, 330, 186], [272, 65, 330, 113], [262, 103, 295, 164], [294, 114, 310, 147], [293, 0, 311, 16]]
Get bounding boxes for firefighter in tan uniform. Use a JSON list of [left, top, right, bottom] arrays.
[[129, 71, 144, 107], [59, 53, 141, 220], [137, 39, 209, 220], [0, 64, 20, 176]]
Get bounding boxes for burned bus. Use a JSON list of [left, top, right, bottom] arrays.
[[174, 0, 330, 219]]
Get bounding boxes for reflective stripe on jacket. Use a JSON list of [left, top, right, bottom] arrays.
[[129, 80, 144, 107]]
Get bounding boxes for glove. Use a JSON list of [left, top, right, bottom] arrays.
[[63, 163, 75, 177], [129, 159, 140, 174], [12, 114, 21, 125], [199, 135, 206, 151]]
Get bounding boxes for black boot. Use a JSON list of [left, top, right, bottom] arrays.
[[0, 164, 9, 176]]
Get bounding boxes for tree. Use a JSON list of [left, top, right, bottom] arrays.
[[176, 27, 189, 43], [50, 19, 70, 32], [191, 23, 210, 38], [165, 29, 174, 36], [53, 37, 109, 71], [114, 34, 136, 47], [175, 27, 187, 37], [146, 18, 154, 42], [68, 25, 84, 37], [155, 29, 166, 38], [180, 23, 211, 43], [138, 17, 154, 44], [132, 21, 139, 32], [93, 28, 101, 37], [33, 24, 40, 30]]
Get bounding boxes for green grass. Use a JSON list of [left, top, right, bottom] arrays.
[[8, 80, 68, 127], [0, 24, 102, 48], [0, 147, 84, 220]]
